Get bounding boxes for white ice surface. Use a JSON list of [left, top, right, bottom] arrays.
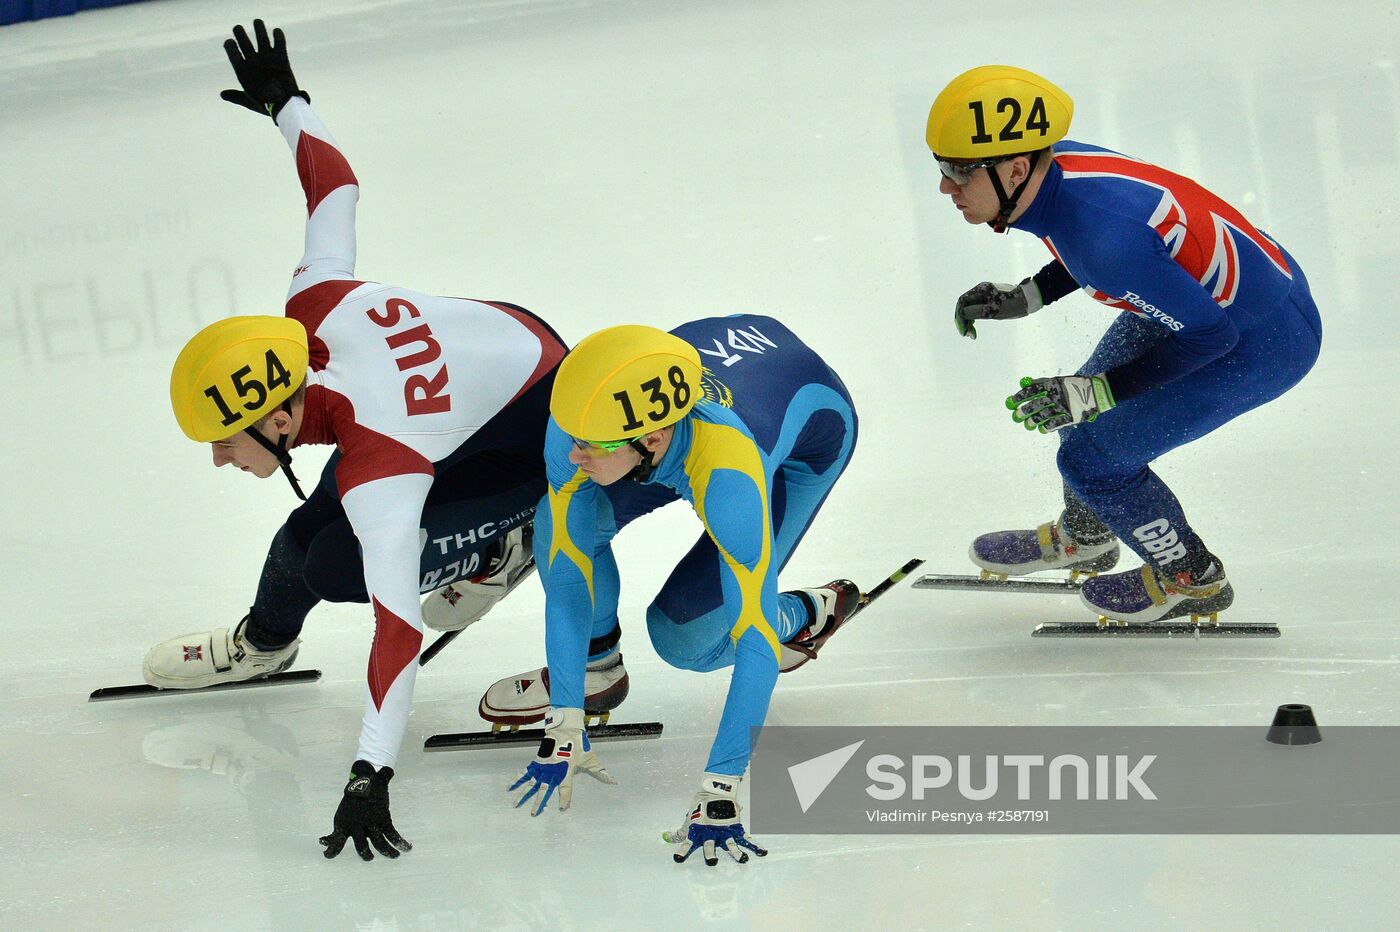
[[3, 0, 1399, 928]]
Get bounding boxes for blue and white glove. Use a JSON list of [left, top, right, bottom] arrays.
[[1008, 373, 1116, 433], [662, 774, 768, 866], [509, 707, 616, 816]]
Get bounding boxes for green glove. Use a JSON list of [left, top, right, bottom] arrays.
[[1007, 373, 1115, 433]]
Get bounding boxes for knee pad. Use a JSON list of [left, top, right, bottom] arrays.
[[302, 523, 368, 604]]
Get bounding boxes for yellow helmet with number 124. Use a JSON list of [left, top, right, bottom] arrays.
[[926, 65, 1073, 160], [551, 324, 703, 443], [170, 315, 309, 442]]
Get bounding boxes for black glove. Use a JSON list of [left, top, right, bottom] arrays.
[[953, 278, 1042, 339], [220, 19, 309, 120], [319, 760, 413, 861]]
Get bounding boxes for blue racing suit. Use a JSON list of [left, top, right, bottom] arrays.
[[1012, 140, 1322, 569], [534, 314, 857, 776]]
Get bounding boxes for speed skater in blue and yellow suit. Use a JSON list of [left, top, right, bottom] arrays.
[[498, 315, 861, 866]]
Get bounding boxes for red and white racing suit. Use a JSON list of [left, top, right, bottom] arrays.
[[274, 97, 564, 766]]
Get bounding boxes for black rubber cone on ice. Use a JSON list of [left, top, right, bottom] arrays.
[[1266, 703, 1322, 746]]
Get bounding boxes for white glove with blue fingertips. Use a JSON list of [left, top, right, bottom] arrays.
[[663, 773, 768, 866], [509, 706, 615, 816]]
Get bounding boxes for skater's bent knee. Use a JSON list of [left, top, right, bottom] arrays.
[[645, 604, 708, 671], [303, 538, 369, 604], [1056, 432, 1136, 492]]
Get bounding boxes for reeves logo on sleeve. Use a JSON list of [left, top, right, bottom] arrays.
[[1118, 292, 1185, 332]]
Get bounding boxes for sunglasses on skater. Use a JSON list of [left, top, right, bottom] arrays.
[[935, 155, 1008, 186], [571, 437, 631, 453]]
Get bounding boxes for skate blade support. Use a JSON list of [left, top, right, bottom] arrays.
[[1031, 619, 1279, 638], [425, 719, 664, 751], [88, 669, 322, 702], [915, 573, 1280, 638]]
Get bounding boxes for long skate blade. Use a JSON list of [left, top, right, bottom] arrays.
[[419, 557, 538, 668], [424, 721, 664, 751], [1031, 621, 1280, 638], [418, 629, 462, 667], [914, 573, 1082, 593], [849, 558, 926, 619], [88, 669, 322, 702]]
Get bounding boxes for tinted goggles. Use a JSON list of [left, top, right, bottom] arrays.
[[935, 155, 1006, 186]]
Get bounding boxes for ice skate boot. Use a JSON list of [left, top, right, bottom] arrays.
[[478, 654, 630, 729], [142, 615, 300, 689], [779, 580, 862, 673], [1079, 559, 1234, 625], [423, 524, 534, 632], [970, 515, 1119, 580]]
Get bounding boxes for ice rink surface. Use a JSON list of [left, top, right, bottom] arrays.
[[3, 0, 1399, 928]]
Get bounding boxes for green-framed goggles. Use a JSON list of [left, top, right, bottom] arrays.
[[571, 437, 631, 453]]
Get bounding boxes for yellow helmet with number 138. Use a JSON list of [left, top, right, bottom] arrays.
[[551, 324, 702, 444]]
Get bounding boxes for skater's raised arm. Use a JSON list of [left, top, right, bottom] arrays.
[[220, 19, 360, 302], [275, 97, 360, 301]]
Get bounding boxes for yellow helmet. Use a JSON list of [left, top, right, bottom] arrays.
[[926, 65, 1073, 159], [551, 324, 703, 442], [170, 316, 309, 442]]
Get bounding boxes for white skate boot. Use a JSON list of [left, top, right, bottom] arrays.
[[479, 655, 630, 728], [423, 524, 535, 633], [142, 616, 299, 689], [779, 579, 862, 673], [970, 515, 1119, 579]]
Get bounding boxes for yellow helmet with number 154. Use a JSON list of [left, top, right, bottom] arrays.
[[551, 324, 702, 443], [926, 65, 1073, 160], [170, 316, 309, 442]]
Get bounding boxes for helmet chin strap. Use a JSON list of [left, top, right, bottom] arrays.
[[984, 149, 1044, 233], [242, 400, 306, 500], [622, 437, 657, 483]]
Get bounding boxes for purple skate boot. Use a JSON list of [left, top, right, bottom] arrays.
[[1080, 559, 1234, 624], [970, 516, 1119, 580]]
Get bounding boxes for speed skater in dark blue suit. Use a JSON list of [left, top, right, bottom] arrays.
[[925, 65, 1321, 624]]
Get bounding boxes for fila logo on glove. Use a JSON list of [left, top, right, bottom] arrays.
[[1118, 292, 1184, 332], [1133, 519, 1188, 565]]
